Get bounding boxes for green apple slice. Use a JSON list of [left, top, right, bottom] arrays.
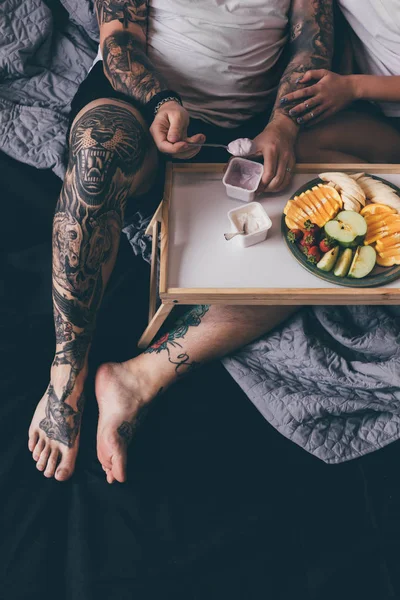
[[333, 248, 353, 277], [348, 245, 376, 279], [317, 246, 340, 272], [324, 210, 367, 248]]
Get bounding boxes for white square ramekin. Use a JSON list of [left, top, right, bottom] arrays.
[[222, 157, 264, 202], [227, 202, 272, 248]]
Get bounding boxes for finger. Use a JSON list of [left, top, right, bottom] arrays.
[[259, 147, 278, 189], [167, 111, 187, 143], [297, 105, 327, 125], [265, 153, 292, 192], [186, 133, 206, 144], [298, 69, 328, 84], [288, 96, 322, 118], [281, 84, 318, 107], [280, 157, 296, 191], [157, 139, 190, 155]]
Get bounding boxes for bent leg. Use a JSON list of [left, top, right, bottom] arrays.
[[29, 98, 157, 481], [95, 304, 297, 483], [296, 110, 400, 163]]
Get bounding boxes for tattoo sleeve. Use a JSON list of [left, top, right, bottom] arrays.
[[271, 0, 334, 124], [39, 103, 148, 448], [95, 1, 168, 104], [144, 306, 210, 375]]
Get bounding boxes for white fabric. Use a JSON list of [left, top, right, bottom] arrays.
[[339, 0, 400, 117], [146, 0, 290, 127]]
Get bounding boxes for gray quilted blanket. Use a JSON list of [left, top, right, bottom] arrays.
[[223, 305, 400, 463], [2, 0, 400, 464], [0, 0, 97, 178]]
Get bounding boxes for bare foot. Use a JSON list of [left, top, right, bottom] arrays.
[[95, 361, 156, 484], [28, 366, 85, 482]]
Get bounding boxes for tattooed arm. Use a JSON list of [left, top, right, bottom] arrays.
[[252, 0, 334, 192], [94, 1, 204, 157]]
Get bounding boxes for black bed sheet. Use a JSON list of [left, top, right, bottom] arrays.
[[1, 150, 400, 600]]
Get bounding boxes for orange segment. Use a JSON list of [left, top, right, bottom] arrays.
[[376, 233, 400, 249], [376, 254, 399, 267], [361, 203, 396, 217]]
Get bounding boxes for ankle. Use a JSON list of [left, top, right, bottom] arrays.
[[121, 356, 168, 404]]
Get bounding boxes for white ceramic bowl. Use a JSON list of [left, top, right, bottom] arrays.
[[222, 157, 263, 202], [227, 202, 272, 248]]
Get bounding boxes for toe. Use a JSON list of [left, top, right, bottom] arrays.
[[32, 438, 46, 461], [28, 431, 39, 452], [111, 452, 127, 484], [106, 470, 115, 484], [55, 455, 75, 482], [44, 449, 60, 478], [36, 446, 51, 471]]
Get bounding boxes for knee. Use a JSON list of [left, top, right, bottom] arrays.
[[68, 100, 155, 205]]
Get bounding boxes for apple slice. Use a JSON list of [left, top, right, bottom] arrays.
[[324, 210, 367, 248], [348, 245, 376, 278], [317, 246, 340, 272], [333, 248, 353, 277]]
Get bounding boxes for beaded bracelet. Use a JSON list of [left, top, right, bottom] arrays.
[[144, 90, 183, 125]]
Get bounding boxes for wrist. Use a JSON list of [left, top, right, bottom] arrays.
[[267, 110, 299, 138], [348, 74, 363, 101]]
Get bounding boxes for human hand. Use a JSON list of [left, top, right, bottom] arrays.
[[252, 115, 297, 192], [280, 70, 357, 126], [150, 101, 205, 159]]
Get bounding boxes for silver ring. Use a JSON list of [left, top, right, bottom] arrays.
[[305, 103, 309, 109], [286, 167, 292, 173], [310, 111, 315, 119]]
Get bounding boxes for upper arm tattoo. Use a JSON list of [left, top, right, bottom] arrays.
[[271, 0, 334, 123], [103, 31, 167, 103]]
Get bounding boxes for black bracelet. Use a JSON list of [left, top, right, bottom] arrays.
[[143, 90, 182, 126]]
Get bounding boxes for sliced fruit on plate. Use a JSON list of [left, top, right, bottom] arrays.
[[324, 210, 367, 248], [283, 185, 342, 230], [360, 203, 396, 217], [316, 246, 339, 272], [351, 174, 400, 213], [364, 221, 400, 245], [363, 213, 400, 228], [285, 215, 301, 230], [348, 245, 376, 278], [375, 233, 400, 250], [378, 248, 400, 259], [376, 254, 399, 267], [333, 248, 353, 277], [319, 172, 366, 212]]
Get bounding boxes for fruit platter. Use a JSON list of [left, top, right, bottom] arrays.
[[282, 172, 400, 287]]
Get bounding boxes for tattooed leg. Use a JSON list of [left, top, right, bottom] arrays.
[[29, 98, 156, 481], [95, 305, 297, 483]]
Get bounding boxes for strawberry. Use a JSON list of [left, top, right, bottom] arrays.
[[319, 238, 333, 253], [302, 233, 317, 247], [287, 228, 303, 243], [306, 245, 321, 264], [304, 220, 321, 238]]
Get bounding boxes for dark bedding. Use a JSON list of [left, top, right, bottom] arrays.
[[2, 151, 400, 599]]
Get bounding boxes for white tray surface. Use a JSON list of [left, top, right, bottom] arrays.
[[167, 171, 400, 290]]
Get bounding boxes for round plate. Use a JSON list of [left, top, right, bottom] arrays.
[[281, 174, 400, 288]]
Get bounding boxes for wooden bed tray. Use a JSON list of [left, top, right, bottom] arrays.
[[138, 163, 400, 348]]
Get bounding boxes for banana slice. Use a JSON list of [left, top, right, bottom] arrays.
[[319, 172, 366, 211], [350, 173, 400, 213]]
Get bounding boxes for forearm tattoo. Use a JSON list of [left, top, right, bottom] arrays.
[[144, 305, 210, 374], [271, 0, 334, 124], [95, 0, 148, 34], [103, 31, 167, 104], [40, 103, 148, 447]]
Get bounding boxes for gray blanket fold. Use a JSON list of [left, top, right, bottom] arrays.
[[0, 0, 97, 178], [2, 0, 400, 463], [223, 306, 400, 463]]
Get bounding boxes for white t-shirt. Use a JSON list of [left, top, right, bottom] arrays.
[[147, 0, 290, 127], [94, 1, 291, 127], [339, 0, 400, 117]]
